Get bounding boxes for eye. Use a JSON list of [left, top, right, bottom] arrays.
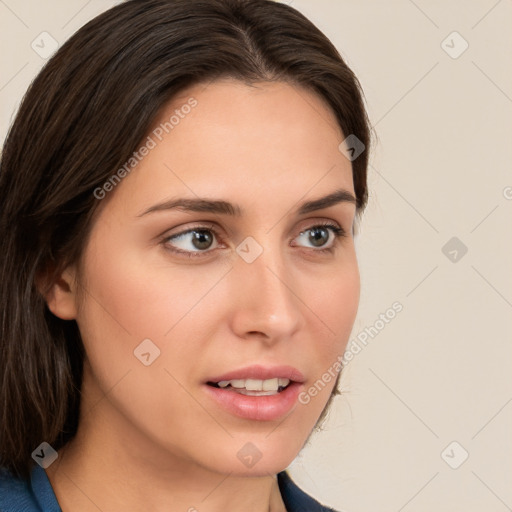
[[161, 221, 346, 258], [293, 223, 346, 251], [162, 223, 221, 257]]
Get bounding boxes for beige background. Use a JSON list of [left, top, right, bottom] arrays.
[[1, 1, 511, 511]]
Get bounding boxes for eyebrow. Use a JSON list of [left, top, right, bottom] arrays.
[[137, 188, 357, 217]]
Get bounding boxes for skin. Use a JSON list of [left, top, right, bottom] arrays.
[[43, 78, 360, 512]]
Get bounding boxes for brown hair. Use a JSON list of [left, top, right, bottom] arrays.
[[0, 0, 371, 480]]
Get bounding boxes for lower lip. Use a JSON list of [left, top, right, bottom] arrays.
[[203, 382, 303, 421]]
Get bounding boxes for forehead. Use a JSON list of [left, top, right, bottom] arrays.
[[154, 78, 345, 156], [105, 79, 354, 216]]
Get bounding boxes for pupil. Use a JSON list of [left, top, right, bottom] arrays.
[[192, 230, 213, 250], [309, 227, 328, 247]]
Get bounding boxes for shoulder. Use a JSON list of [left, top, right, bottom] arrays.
[[0, 465, 38, 511], [277, 471, 339, 512], [0, 463, 61, 512]]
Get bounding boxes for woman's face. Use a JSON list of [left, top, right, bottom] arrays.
[[65, 79, 360, 476]]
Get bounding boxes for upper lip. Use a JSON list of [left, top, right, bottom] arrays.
[[206, 365, 305, 384]]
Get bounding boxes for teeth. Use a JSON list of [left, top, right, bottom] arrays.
[[278, 378, 290, 388], [216, 378, 291, 392], [262, 378, 278, 391], [245, 379, 262, 391]]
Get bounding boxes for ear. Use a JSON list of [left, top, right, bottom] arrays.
[[38, 265, 79, 320]]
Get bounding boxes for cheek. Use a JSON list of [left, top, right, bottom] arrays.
[[74, 231, 232, 400], [78, 232, 223, 342], [296, 256, 359, 409], [73, 237, 222, 449], [308, 255, 360, 355]]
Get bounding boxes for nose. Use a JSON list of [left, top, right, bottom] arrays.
[[229, 243, 303, 344]]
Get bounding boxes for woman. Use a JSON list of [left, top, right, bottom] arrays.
[[0, 0, 371, 510]]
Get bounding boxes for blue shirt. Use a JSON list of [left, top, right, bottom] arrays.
[[0, 463, 338, 511]]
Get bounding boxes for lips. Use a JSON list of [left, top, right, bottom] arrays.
[[204, 365, 305, 421]]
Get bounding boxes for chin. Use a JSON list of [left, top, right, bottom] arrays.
[[192, 426, 312, 478]]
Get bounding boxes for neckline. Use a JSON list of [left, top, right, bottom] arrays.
[[29, 464, 303, 512]]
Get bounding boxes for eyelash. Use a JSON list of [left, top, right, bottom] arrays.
[[160, 221, 347, 259]]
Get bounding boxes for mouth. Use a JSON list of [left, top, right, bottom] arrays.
[[206, 377, 292, 396], [203, 365, 305, 421]]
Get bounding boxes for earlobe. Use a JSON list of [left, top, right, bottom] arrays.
[[39, 266, 79, 320]]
